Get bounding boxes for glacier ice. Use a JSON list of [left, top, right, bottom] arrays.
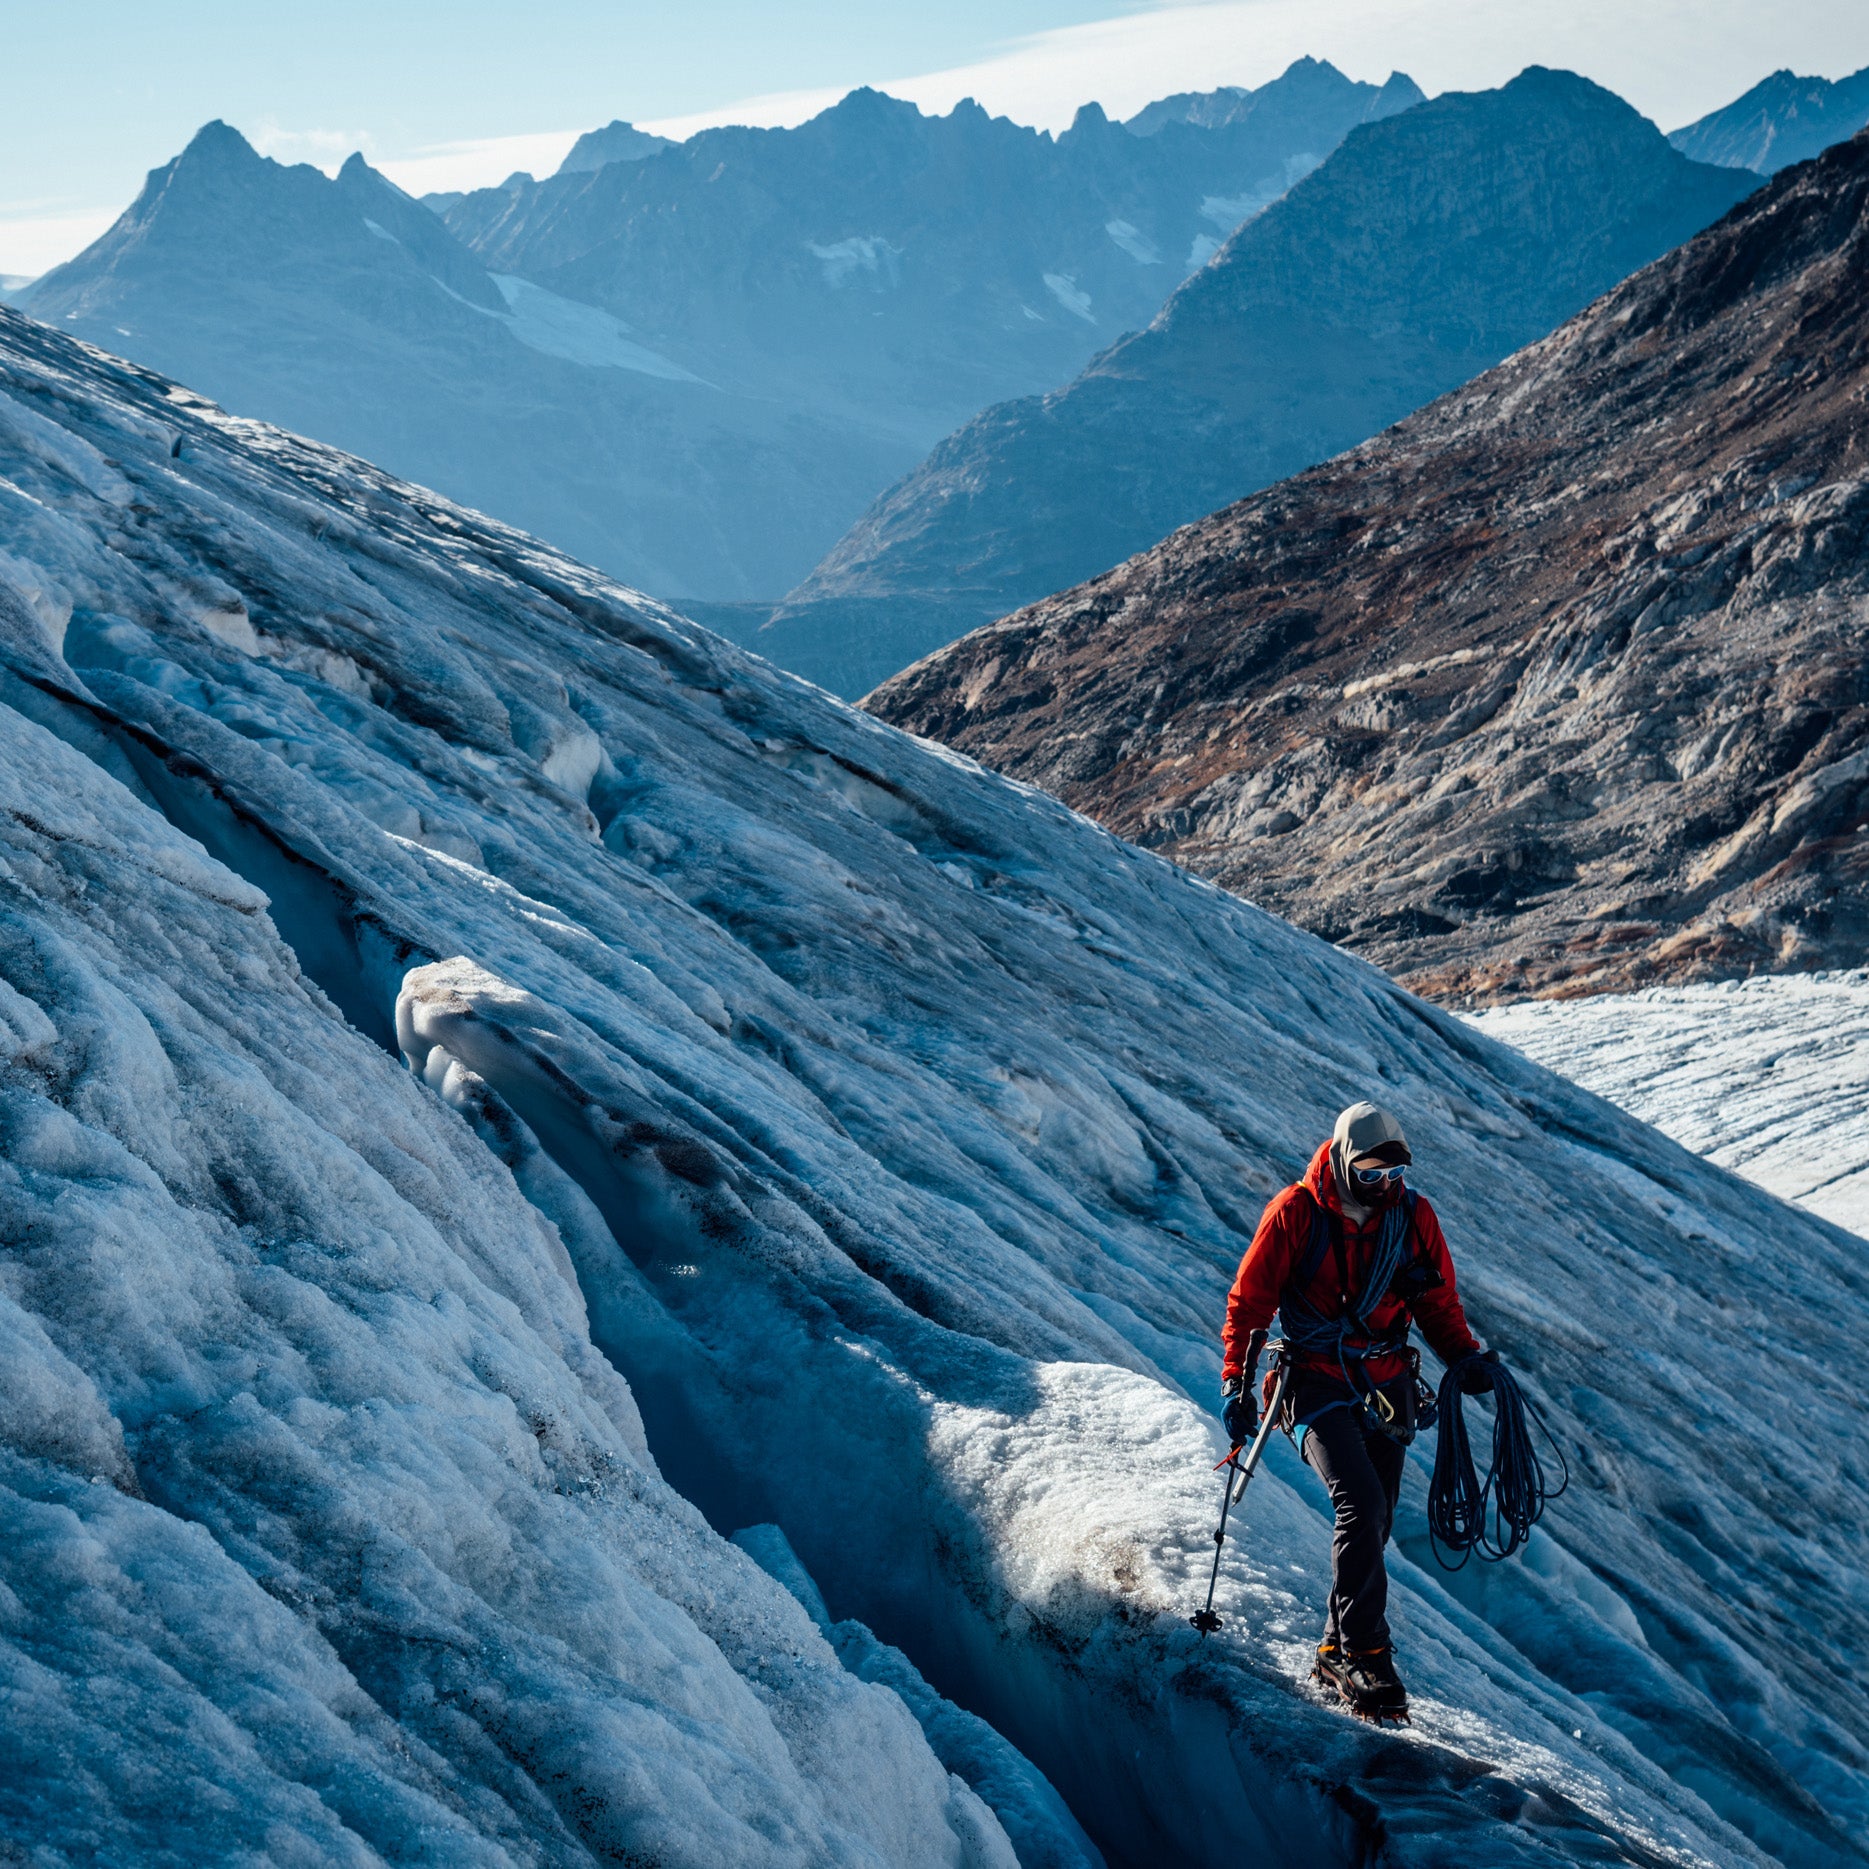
[[1469, 974, 1869, 1239], [0, 303, 1865, 1864], [0, 702, 1007, 1867], [734, 1523, 1099, 1869]]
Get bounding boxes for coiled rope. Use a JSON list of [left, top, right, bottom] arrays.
[[1278, 1192, 1414, 1388], [1426, 1353, 1569, 1569]]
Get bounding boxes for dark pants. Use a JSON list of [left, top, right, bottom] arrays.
[[1300, 1390, 1409, 1652]]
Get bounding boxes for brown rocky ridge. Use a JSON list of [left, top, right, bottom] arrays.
[[869, 129, 1869, 1005]]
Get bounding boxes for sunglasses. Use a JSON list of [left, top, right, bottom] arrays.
[[1352, 1162, 1407, 1185]]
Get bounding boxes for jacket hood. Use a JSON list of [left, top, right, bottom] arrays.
[[1321, 1102, 1411, 1223], [1302, 1139, 1340, 1212]]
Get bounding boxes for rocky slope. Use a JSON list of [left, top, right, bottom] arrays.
[[771, 70, 1758, 699], [870, 129, 1869, 1005], [1671, 64, 1869, 174], [3, 305, 1866, 1864]]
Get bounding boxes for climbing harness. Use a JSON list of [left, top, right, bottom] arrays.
[[1191, 1344, 1293, 1636], [1426, 1352, 1569, 1569]]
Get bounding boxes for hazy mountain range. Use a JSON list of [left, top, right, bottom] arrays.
[[436, 61, 1422, 457], [769, 70, 1761, 696], [871, 123, 1869, 1004], [16, 55, 1864, 682], [20, 61, 1416, 602]]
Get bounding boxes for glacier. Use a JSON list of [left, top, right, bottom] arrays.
[[0, 305, 1864, 1865], [1469, 976, 1869, 1241]]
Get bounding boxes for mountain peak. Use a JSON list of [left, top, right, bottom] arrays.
[[178, 119, 262, 168], [772, 68, 1758, 696], [556, 119, 675, 177], [829, 86, 916, 117], [1123, 57, 1414, 138], [1670, 60, 1869, 174]]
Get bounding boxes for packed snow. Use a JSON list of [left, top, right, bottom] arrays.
[[1469, 974, 1869, 1238], [0, 304, 1865, 1864]]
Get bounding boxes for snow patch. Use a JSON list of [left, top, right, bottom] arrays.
[[1103, 220, 1160, 266], [1197, 156, 1321, 234], [1042, 274, 1094, 323], [488, 273, 702, 380], [809, 236, 904, 290]]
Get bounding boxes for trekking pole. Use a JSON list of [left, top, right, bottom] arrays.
[[1191, 1350, 1293, 1636]]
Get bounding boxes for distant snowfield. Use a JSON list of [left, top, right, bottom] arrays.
[[490, 272, 704, 380], [434, 264, 703, 379], [0, 307, 1865, 1865], [1469, 974, 1869, 1238]]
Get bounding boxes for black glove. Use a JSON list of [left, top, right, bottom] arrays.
[[1221, 1378, 1259, 1446], [1460, 1350, 1500, 1395]]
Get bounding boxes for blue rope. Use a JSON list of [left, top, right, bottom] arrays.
[[1427, 1354, 1569, 1569]]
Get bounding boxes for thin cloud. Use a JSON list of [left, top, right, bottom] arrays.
[[249, 123, 381, 171], [375, 131, 584, 196], [647, 0, 1869, 140], [240, 123, 582, 195], [0, 207, 119, 280]]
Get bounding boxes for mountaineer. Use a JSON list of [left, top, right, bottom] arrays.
[[1220, 1101, 1497, 1722]]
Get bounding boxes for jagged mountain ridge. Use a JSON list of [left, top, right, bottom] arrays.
[[1123, 57, 1421, 138], [767, 69, 1759, 699], [1, 306, 1864, 1863], [21, 122, 908, 601], [870, 128, 1869, 1005], [1671, 64, 1869, 174], [24, 68, 1414, 608], [439, 64, 1423, 437]]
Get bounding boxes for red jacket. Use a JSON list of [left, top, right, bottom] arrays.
[[1222, 1141, 1481, 1385]]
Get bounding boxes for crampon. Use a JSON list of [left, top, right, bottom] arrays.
[[1312, 1643, 1411, 1726]]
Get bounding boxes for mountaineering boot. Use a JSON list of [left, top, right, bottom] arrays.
[[1339, 1646, 1409, 1723], [1316, 1641, 1408, 1722]]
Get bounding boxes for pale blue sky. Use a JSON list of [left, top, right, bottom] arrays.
[[4, 0, 1867, 277]]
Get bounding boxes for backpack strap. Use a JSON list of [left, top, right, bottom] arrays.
[[1288, 1186, 1338, 1299]]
